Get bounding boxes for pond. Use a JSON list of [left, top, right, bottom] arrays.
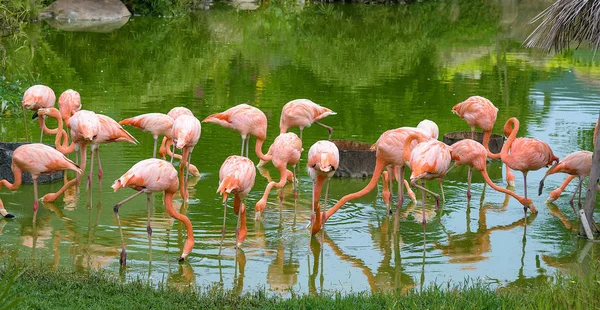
[[1, 0, 599, 295]]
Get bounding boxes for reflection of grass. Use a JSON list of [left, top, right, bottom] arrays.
[[2, 256, 600, 308]]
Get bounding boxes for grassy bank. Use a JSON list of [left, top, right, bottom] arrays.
[[0, 259, 598, 309]]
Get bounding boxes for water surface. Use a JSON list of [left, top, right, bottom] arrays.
[[1, 0, 599, 295]]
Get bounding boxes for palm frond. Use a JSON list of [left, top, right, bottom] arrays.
[[525, 0, 600, 54]]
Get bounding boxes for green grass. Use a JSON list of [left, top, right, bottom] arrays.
[[1, 258, 599, 310]]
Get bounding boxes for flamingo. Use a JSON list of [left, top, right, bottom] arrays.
[[112, 158, 194, 265], [22, 85, 56, 142], [119, 113, 173, 158], [36, 108, 101, 189], [539, 151, 592, 212], [403, 133, 453, 226], [57, 89, 81, 128], [452, 96, 515, 186], [216, 156, 256, 254], [203, 103, 270, 161], [450, 139, 536, 212], [0, 144, 82, 220], [255, 133, 302, 219], [311, 128, 428, 235], [172, 114, 201, 201], [279, 99, 336, 141], [158, 107, 194, 160], [501, 117, 559, 215], [307, 140, 339, 244], [381, 120, 443, 209]]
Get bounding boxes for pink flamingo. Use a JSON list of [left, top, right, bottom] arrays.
[[452, 96, 515, 186], [37, 108, 100, 189], [112, 158, 195, 265], [172, 114, 201, 201], [22, 85, 56, 142], [119, 113, 173, 158], [159, 107, 194, 160], [501, 117, 558, 215], [450, 139, 536, 212], [403, 133, 453, 225], [203, 103, 271, 161], [216, 155, 256, 254], [280, 99, 336, 140], [0, 144, 82, 220], [381, 120, 443, 209], [539, 151, 592, 212], [57, 89, 81, 127], [255, 133, 302, 219], [311, 128, 428, 235], [307, 140, 339, 244]]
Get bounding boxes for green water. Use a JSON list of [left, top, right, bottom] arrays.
[[1, 0, 599, 295]]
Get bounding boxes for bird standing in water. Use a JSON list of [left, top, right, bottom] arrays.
[[539, 150, 592, 213], [307, 140, 339, 245], [452, 96, 515, 186], [500, 117, 558, 216], [119, 113, 173, 158], [255, 133, 302, 219], [279, 99, 336, 141], [172, 114, 201, 201], [0, 144, 82, 220], [112, 158, 195, 265], [216, 156, 256, 255], [203, 103, 271, 161]]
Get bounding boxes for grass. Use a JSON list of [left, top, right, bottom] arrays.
[[0, 257, 599, 309]]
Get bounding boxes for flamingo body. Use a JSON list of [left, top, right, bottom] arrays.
[[58, 89, 81, 127], [119, 113, 173, 138], [451, 96, 498, 132], [22, 85, 56, 111], [204, 104, 267, 141], [279, 99, 336, 134]]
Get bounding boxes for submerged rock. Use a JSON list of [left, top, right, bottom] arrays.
[[40, 0, 131, 21]]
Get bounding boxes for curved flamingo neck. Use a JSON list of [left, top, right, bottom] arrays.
[[402, 133, 427, 164], [311, 175, 326, 236], [255, 139, 272, 162], [500, 118, 519, 162], [480, 166, 526, 205], [164, 192, 194, 256], [0, 165, 22, 190], [483, 130, 501, 159], [323, 159, 386, 225]]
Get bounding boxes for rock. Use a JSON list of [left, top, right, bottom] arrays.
[[44, 16, 130, 33], [332, 140, 376, 178], [0, 143, 64, 184], [40, 0, 131, 21]]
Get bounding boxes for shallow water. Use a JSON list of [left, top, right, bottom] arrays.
[[1, 0, 599, 295]]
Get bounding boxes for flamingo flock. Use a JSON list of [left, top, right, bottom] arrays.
[[2, 86, 597, 265]]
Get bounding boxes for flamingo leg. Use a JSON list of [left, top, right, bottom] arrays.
[[245, 136, 250, 158], [396, 166, 405, 213], [23, 106, 29, 142], [235, 202, 242, 251], [241, 137, 245, 157], [310, 178, 316, 234], [577, 176, 584, 209], [421, 180, 425, 206], [413, 178, 441, 210], [97, 146, 103, 185], [293, 164, 298, 200], [438, 178, 445, 202], [33, 177, 39, 222], [467, 167, 472, 200], [146, 193, 153, 238], [39, 116, 45, 143], [522, 172, 528, 217], [113, 190, 145, 266], [299, 128, 303, 142], [569, 176, 584, 214], [387, 166, 394, 214], [153, 136, 158, 158], [87, 145, 95, 191], [470, 126, 475, 140], [170, 141, 176, 164], [315, 121, 333, 140], [185, 147, 194, 199], [219, 200, 227, 256]]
